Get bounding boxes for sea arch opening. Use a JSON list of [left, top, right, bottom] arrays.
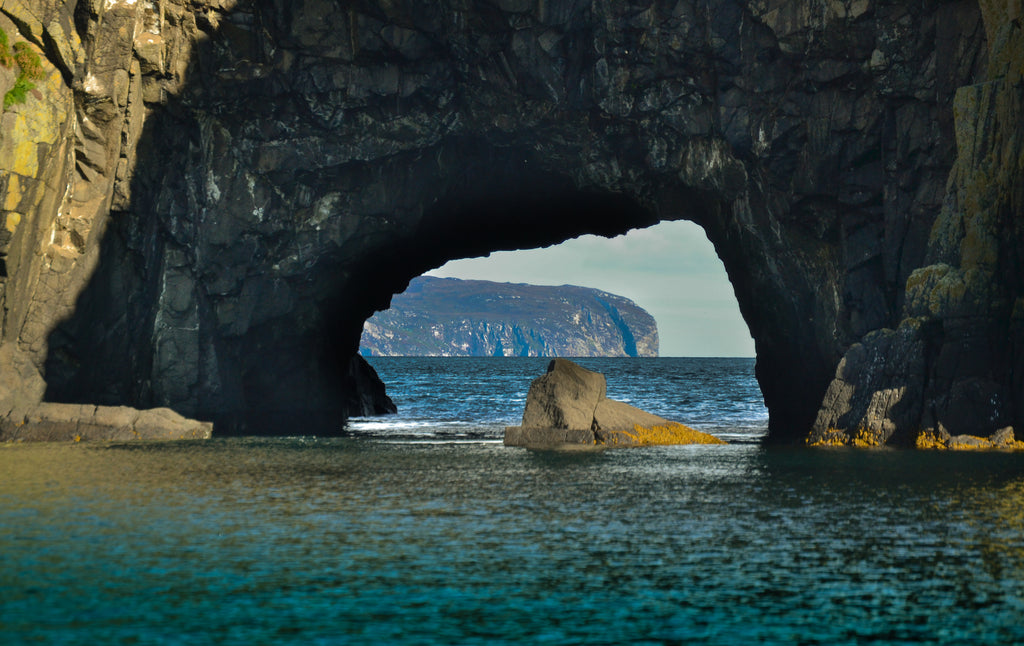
[[329, 146, 840, 446], [353, 218, 768, 442]]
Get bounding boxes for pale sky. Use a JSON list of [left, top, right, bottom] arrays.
[[425, 219, 755, 357]]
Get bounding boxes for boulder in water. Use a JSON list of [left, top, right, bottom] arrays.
[[504, 359, 724, 449]]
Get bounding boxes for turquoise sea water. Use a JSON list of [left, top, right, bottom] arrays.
[[2, 358, 1024, 644]]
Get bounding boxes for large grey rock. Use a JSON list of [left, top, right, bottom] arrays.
[[521, 359, 607, 431], [809, 318, 930, 447], [505, 359, 721, 449]]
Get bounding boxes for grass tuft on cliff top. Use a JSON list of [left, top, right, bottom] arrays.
[[13, 42, 44, 80]]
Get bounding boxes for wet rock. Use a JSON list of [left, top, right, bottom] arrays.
[[990, 426, 1016, 447], [502, 426, 597, 450], [914, 426, 1024, 451], [809, 318, 931, 447], [344, 355, 397, 417], [947, 434, 993, 450], [1, 340, 213, 442], [1, 400, 213, 442]]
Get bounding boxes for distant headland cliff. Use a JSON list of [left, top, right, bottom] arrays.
[[360, 277, 658, 357], [0, 0, 1021, 445]]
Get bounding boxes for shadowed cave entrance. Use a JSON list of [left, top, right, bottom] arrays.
[[8, 0, 993, 444]]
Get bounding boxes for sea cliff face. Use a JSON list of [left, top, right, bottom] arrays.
[[360, 277, 659, 357], [0, 0, 1016, 442], [809, 1, 1024, 447]]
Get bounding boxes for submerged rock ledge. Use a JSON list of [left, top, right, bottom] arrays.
[[2, 404, 213, 443], [504, 359, 724, 450]]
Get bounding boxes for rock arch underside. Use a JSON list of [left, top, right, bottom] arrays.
[[0, 0, 1021, 444]]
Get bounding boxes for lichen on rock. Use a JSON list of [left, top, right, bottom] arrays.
[[914, 426, 1024, 451], [598, 423, 726, 447]]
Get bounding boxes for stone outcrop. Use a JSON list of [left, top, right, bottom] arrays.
[[0, 0, 1011, 443], [0, 343, 211, 440], [360, 276, 659, 357], [914, 425, 1024, 451], [504, 358, 724, 448]]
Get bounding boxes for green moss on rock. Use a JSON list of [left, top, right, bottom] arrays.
[[3, 76, 35, 109]]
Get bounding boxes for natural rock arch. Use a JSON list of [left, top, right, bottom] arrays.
[[3, 0, 1012, 444]]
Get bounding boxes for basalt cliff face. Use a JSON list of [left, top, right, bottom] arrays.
[[0, 0, 1016, 442], [360, 276, 659, 357]]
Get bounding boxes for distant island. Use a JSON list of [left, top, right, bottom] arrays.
[[360, 277, 659, 357]]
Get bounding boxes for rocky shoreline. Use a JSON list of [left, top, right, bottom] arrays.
[[0, 344, 211, 442]]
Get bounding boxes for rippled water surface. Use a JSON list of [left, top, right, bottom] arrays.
[[3, 358, 1024, 644], [349, 357, 768, 443]]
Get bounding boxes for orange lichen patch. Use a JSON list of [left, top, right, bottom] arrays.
[[809, 428, 887, 448], [807, 429, 850, 447], [915, 430, 948, 450], [851, 428, 884, 448], [625, 423, 726, 446], [915, 429, 1024, 451]]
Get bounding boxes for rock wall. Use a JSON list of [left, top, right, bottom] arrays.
[[810, 1, 1024, 446], [0, 0, 1005, 441]]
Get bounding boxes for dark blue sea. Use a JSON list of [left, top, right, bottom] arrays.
[[3, 357, 1024, 645]]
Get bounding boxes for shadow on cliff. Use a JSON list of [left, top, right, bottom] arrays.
[[41, 3, 296, 435]]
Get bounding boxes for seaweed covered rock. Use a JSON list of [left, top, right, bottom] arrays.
[[504, 359, 724, 449]]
